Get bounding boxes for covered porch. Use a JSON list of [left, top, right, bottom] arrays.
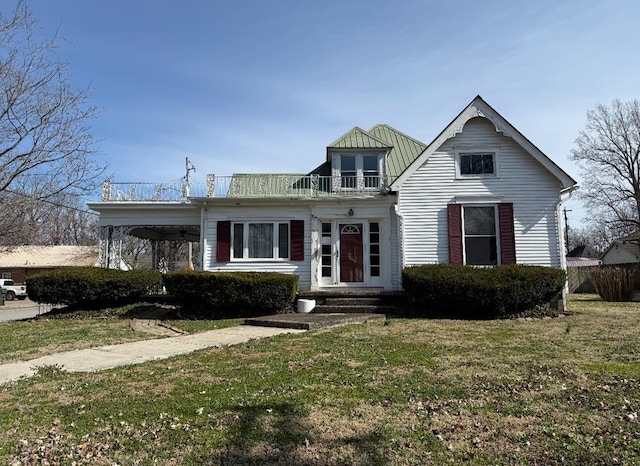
[[88, 202, 202, 272]]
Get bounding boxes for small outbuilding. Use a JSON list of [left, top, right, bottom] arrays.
[[601, 232, 640, 266]]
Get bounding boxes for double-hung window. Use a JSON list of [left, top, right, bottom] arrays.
[[232, 222, 289, 259], [463, 206, 497, 265], [448, 203, 516, 266], [341, 155, 357, 188], [363, 155, 379, 187]]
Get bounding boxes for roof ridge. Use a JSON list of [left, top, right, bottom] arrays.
[[327, 126, 392, 148], [369, 124, 428, 148]]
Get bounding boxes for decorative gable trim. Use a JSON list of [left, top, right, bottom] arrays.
[[445, 106, 511, 140], [390, 96, 577, 191]]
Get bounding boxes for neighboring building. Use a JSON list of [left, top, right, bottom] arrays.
[[601, 232, 640, 265], [88, 96, 577, 292], [0, 245, 118, 283]]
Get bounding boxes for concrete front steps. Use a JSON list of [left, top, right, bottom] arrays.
[[298, 290, 405, 314]]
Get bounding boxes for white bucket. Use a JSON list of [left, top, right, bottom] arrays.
[[297, 299, 316, 313]]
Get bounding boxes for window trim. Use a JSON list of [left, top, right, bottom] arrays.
[[231, 221, 290, 261], [448, 202, 516, 266], [455, 149, 499, 179], [461, 204, 500, 266]]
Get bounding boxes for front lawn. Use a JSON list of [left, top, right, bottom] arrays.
[[0, 295, 639, 464], [0, 302, 242, 364]]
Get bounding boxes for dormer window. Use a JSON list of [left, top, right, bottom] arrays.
[[341, 155, 357, 188], [336, 153, 383, 190], [363, 155, 379, 187]]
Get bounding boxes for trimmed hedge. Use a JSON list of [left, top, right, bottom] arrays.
[[402, 264, 566, 318], [27, 267, 163, 307], [163, 271, 298, 318]]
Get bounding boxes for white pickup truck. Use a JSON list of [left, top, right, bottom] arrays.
[[0, 279, 27, 301]]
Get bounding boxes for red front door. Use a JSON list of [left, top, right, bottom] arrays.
[[339, 223, 364, 282]]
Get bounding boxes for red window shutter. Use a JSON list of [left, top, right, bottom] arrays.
[[447, 204, 463, 265], [216, 221, 231, 262], [498, 203, 516, 264], [290, 220, 304, 261]]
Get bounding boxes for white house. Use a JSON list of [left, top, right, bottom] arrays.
[[88, 96, 577, 292]]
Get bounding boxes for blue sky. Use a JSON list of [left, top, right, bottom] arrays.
[[26, 0, 640, 224]]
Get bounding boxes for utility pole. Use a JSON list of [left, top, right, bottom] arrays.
[[184, 157, 196, 197], [563, 208, 571, 254]]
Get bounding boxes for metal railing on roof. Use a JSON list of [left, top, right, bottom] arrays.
[[101, 174, 390, 202]]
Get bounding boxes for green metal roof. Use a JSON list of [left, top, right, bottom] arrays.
[[368, 124, 427, 180], [327, 127, 392, 151], [227, 173, 306, 197], [225, 124, 427, 197]]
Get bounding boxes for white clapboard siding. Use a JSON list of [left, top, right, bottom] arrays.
[[400, 117, 563, 268], [389, 211, 401, 289], [202, 206, 312, 290]]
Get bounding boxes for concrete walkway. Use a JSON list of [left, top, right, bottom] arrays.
[[0, 325, 305, 385]]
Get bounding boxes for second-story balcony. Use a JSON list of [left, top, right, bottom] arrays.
[[101, 174, 391, 202]]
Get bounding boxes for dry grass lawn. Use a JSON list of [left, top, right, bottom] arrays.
[[0, 294, 639, 464]]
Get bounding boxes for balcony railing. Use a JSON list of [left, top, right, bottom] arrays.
[[101, 174, 390, 202]]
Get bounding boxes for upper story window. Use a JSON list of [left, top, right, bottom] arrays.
[[457, 151, 498, 178], [336, 153, 383, 190], [362, 155, 379, 187], [341, 155, 357, 188]]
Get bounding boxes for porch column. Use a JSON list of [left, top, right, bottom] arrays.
[[98, 225, 125, 269], [167, 241, 177, 271], [152, 240, 171, 273], [98, 226, 109, 268]]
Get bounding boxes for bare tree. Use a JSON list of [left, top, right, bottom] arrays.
[[571, 99, 640, 239], [0, 185, 98, 245], [0, 1, 105, 204], [566, 224, 610, 256]]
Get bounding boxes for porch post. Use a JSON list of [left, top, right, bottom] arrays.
[[152, 240, 168, 272], [310, 216, 320, 290], [206, 174, 216, 197], [110, 226, 124, 269], [98, 226, 124, 269], [98, 226, 110, 268], [167, 241, 177, 271]]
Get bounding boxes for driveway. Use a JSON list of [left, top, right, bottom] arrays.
[[0, 298, 51, 322]]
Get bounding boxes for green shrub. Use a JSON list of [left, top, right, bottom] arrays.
[[27, 267, 163, 307], [402, 264, 566, 318], [163, 271, 298, 318], [590, 266, 638, 302]]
